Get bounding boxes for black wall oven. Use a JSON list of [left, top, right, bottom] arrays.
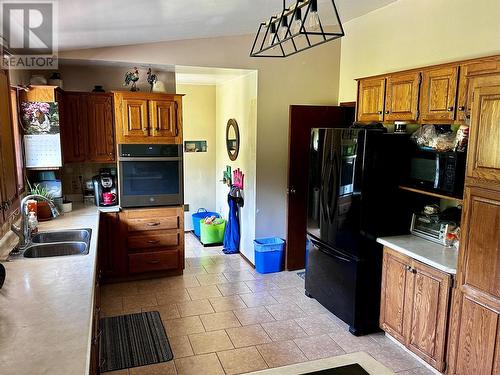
[[118, 144, 183, 208]]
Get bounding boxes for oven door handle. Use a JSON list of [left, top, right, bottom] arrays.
[[118, 156, 182, 162]]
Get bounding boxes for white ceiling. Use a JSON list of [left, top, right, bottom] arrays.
[[56, 0, 398, 51]]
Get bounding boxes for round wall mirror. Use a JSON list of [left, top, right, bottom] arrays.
[[226, 119, 240, 161]]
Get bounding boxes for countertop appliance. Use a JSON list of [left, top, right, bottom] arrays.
[[410, 208, 459, 245], [92, 168, 118, 207], [118, 144, 183, 208], [306, 128, 408, 336], [407, 147, 466, 198]]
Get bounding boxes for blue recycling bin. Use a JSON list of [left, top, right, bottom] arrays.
[[254, 237, 285, 274]]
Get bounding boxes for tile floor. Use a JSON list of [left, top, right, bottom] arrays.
[[102, 233, 435, 375]]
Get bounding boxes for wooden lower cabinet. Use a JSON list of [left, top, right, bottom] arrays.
[[98, 212, 127, 279], [98, 207, 185, 281], [380, 247, 452, 372]]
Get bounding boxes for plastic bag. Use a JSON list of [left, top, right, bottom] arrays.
[[411, 125, 437, 148], [435, 132, 456, 152]]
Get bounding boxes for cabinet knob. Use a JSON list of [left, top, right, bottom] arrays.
[[458, 106, 465, 111], [385, 110, 390, 114], [377, 111, 383, 115], [447, 106, 454, 112]]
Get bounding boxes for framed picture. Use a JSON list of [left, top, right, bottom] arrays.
[[184, 140, 207, 153]]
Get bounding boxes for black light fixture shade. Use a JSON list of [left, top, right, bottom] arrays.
[[250, 0, 344, 58]]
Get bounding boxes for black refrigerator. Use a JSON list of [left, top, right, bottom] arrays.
[[305, 128, 408, 336]]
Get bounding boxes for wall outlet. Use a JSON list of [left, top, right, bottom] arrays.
[[184, 204, 190, 212]]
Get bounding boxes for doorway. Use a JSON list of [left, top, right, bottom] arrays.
[[285, 105, 355, 270]]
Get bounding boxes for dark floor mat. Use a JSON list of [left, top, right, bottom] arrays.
[[100, 311, 173, 373], [297, 271, 306, 280], [299, 363, 370, 375]]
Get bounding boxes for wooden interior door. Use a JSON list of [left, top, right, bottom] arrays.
[[380, 248, 411, 344], [59, 92, 88, 163], [467, 85, 500, 183], [0, 70, 19, 218], [406, 260, 451, 371], [286, 105, 354, 270], [121, 98, 149, 139], [420, 66, 459, 122], [384, 72, 421, 121], [357, 77, 386, 122], [149, 99, 177, 139], [87, 94, 115, 162]]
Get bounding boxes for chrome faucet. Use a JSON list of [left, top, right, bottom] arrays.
[[11, 195, 60, 250]]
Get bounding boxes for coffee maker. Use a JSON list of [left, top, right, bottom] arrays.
[[92, 168, 118, 207]]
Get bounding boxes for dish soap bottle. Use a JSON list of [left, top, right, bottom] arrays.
[[28, 211, 38, 234]]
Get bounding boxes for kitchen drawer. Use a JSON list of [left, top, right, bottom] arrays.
[[124, 207, 182, 220], [127, 216, 179, 232], [127, 232, 179, 250], [128, 251, 179, 274]]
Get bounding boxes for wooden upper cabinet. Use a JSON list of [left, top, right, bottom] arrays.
[[385, 72, 421, 121], [380, 248, 411, 343], [121, 98, 149, 139], [467, 84, 500, 183], [406, 260, 451, 371], [58, 91, 88, 163], [420, 66, 459, 122], [114, 92, 183, 144], [150, 99, 178, 139], [0, 70, 19, 220], [457, 58, 500, 122], [87, 94, 115, 162], [357, 77, 386, 122]]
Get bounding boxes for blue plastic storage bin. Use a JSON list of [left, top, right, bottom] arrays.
[[192, 209, 220, 237], [254, 237, 285, 274]]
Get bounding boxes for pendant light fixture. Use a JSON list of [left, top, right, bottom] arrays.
[[250, 0, 344, 58]]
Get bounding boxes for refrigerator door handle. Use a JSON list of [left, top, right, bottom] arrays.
[[310, 239, 353, 263]]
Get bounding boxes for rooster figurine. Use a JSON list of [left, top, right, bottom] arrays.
[[124, 67, 140, 91], [147, 68, 157, 92]]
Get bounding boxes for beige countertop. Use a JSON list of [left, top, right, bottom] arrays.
[[377, 235, 458, 275], [0, 204, 100, 375]]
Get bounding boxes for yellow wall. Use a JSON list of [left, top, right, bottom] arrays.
[[60, 34, 342, 244], [215, 72, 258, 262], [177, 84, 217, 230], [339, 0, 500, 102]]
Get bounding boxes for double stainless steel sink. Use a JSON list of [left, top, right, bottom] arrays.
[[10, 229, 92, 259]]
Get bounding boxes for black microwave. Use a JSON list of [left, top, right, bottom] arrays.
[[407, 148, 466, 198]]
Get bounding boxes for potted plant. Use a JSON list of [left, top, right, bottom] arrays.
[[28, 182, 55, 221]]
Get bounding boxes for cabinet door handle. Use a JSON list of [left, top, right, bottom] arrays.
[[447, 106, 454, 112], [147, 240, 160, 244], [458, 106, 465, 111], [148, 259, 161, 264], [147, 222, 160, 227]]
